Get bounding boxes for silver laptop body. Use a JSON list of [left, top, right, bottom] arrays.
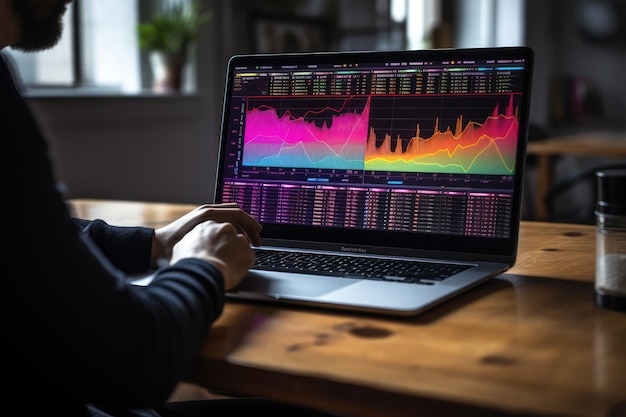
[[214, 47, 534, 316]]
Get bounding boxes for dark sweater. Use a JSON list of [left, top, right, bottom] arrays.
[[0, 53, 225, 416]]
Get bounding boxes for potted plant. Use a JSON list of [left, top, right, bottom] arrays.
[[137, 0, 211, 92]]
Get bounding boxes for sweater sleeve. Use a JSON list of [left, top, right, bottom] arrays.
[[72, 218, 154, 274], [75, 255, 226, 406], [0, 53, 228, 412]]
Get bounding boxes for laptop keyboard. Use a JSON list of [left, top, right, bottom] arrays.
[[252, 249, 472, 285]]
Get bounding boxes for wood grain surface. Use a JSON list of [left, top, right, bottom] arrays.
[[67, 199, 626, 417]]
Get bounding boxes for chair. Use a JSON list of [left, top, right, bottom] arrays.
[[544, 163, 626, 224]]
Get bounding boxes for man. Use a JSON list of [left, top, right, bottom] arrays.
[[0, 1, 334, 416]]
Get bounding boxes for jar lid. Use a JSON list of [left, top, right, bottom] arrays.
[[596, 291, 626, 311], [596, 169, 626, 215]]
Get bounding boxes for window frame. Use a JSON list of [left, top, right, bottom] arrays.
[[11, 0, 149, 96]]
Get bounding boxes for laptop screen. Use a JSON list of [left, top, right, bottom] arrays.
[[215, 47, 533, 261]]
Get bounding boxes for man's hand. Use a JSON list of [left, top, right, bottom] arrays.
[[151, 203, 262, 265], [170, 220, 256, 290]]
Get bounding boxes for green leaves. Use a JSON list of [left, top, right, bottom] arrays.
[[137, 0, 211, 54]]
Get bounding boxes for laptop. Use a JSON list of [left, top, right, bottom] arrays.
[[214, 46, 534, 316]]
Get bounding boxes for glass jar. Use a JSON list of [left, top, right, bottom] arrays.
[[595, 169, 626, 311]]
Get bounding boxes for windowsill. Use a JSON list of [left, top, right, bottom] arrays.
[[23, 86, 213, 126], [22, 86, 201, 99]]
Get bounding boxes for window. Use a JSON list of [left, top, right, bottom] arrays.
[[392, 0, 525, 50], [79, 0, 140, 92], [7, 0, 147, 94], [7, 2, 76, 87], [455, 0, 525, 48], [401, 0, 444, 50]]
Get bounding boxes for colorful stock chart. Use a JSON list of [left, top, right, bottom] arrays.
[[242, 93, 520, 176]]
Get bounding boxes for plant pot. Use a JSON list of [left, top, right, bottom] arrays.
[[149, 51, 186, 93]]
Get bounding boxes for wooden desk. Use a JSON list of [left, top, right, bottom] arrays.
[[526, 132, 626, 221], [68, 199, 626, 417]]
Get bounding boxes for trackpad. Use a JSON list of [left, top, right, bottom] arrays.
[[230, 270, 356, 298]]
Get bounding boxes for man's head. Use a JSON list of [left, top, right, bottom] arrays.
[[6, 0, 72, 52]]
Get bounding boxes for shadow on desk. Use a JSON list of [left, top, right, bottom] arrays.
[[214, 273, 596, 333], [203, 273, 604, 366], [216, 277, 515, 331], [196, 277, 518, 372], [187, 273, 626, 417]]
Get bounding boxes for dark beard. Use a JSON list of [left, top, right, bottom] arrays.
[[11, 0, 69, 52]]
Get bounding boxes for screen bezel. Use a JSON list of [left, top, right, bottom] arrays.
[[215, 47, 534, 264]]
